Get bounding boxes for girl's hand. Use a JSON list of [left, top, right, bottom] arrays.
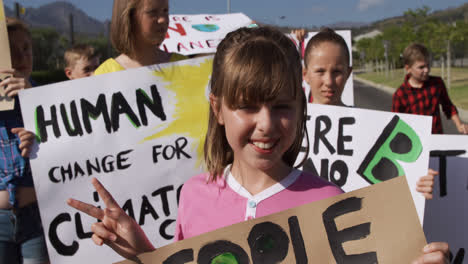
[[67, 178, 155, 259], [0, 69, 32, 98], [416, 169, 437, 200], [412, 242, 449, 264], [11, 127, 35, 157]]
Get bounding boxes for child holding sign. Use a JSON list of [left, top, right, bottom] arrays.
[[94, 0, 186, 75], [302, 28, 435, 199], [68, 27, 448, 263], [0, 18, 49, 264]]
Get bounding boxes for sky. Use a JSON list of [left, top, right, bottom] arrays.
[[4, 0, 468, 27]]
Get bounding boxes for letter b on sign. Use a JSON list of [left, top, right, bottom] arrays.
[[357, 116, 422, 184]]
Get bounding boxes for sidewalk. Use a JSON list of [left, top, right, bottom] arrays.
[[354, 76, 468, 122]]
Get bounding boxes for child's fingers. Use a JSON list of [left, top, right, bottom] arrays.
[[412, 251, 448, 264], [5, 84, 23, 97], [16, 128, 33, 138], [416, 188, 434, 200], [91, 222, 117, 242], [416, 186, 433, 193], [423, 242, 449, 255], [67, 198, 105, 220], [92, 234, 104, 246], [0, 68, 16, 75], [105, 208, 123, 221], [427, 169, 438, 176], [417, 179, 434, 187], [463, 124, 468, 134], [91, 178, 120, 209], [21, 147, 30, 158]]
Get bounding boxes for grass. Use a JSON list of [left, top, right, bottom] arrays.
[[356, 67, 468, 110]]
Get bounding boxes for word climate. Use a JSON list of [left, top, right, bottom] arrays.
[[35, 85, 166, 143]]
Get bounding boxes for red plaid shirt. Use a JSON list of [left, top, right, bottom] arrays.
[[392, 74, 458, 134]]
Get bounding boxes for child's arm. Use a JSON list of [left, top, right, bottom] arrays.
[[67, 178, 155, 259], [450, 113, 468, 134], [437, 78, 467, 134]]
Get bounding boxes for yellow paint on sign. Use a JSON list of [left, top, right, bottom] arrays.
[[141, 59, 212, 165]]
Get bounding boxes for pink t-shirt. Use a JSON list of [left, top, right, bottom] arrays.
[[174, 165, 343, 241]]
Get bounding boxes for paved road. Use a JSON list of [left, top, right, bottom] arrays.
[[353, 80, 459, 134]]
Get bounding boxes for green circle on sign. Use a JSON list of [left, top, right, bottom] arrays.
[[211, 252, 239, 264]]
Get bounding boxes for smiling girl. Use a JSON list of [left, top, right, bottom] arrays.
[[68, 27, 449, 263]]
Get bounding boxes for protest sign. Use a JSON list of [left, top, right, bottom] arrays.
[[0, 0, 14, 110], [298, 104, 432, 223], [160, 13, 252, 55], [291, 30, 354, 106], [117, 176, 426, 264], [19, 57, 213, 264], [424, 135, 468, 264]]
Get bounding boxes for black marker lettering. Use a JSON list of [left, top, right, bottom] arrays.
[[322, 197, 377, 263], [49, 213, 79, 256], [337, 117, 355, 156], [314, 115, 336, 154], [247, 221, 289, 264]]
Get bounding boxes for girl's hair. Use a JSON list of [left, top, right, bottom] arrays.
[[110, 0, 142, 57], [6, 17, 31, 37], [204, 27, 308, 180], [304, 27, 350, 68]]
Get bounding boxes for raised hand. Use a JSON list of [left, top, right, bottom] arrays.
[[0, 69, 32, 98], [67, 178, 155, 259], [416, 169, 437, 200]]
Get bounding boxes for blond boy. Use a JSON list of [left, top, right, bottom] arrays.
[[392, 43, 468, 134], [64, 44, 100, 80]]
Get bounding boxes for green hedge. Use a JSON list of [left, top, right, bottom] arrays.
[[31, 70, 68, 86]]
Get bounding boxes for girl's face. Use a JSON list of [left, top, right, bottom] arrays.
[[9, 30, 33, 78], [134, 0, 169, 47], [212, 89, 299, 173], [303, 42, 351, 106]]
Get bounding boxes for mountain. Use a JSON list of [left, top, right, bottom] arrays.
[[325, 21, 370, 29], [11, 1, 107, 35], [352, 3, 468, 36]]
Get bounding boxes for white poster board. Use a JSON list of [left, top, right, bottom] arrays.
[[19, 57, 213, 264], [160, 13, 252, 55], [425, 135, 468, 263], [291, 31, 354, 106], [299, 104, 432, 223]]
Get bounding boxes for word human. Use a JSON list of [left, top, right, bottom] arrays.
[[35, 84, 166, 143]]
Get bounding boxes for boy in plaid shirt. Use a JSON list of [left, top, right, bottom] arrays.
[[392, 43, 468, 134]]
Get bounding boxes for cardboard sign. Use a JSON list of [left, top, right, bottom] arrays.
[[117, 176, 426, 264], [298, 104, 432, 223], [18, 57, 213, 264], [424, 135, 468, 264], [288, 31, 354, 106], [160, 13, 252, 55], [0, 0, 14, 110]]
